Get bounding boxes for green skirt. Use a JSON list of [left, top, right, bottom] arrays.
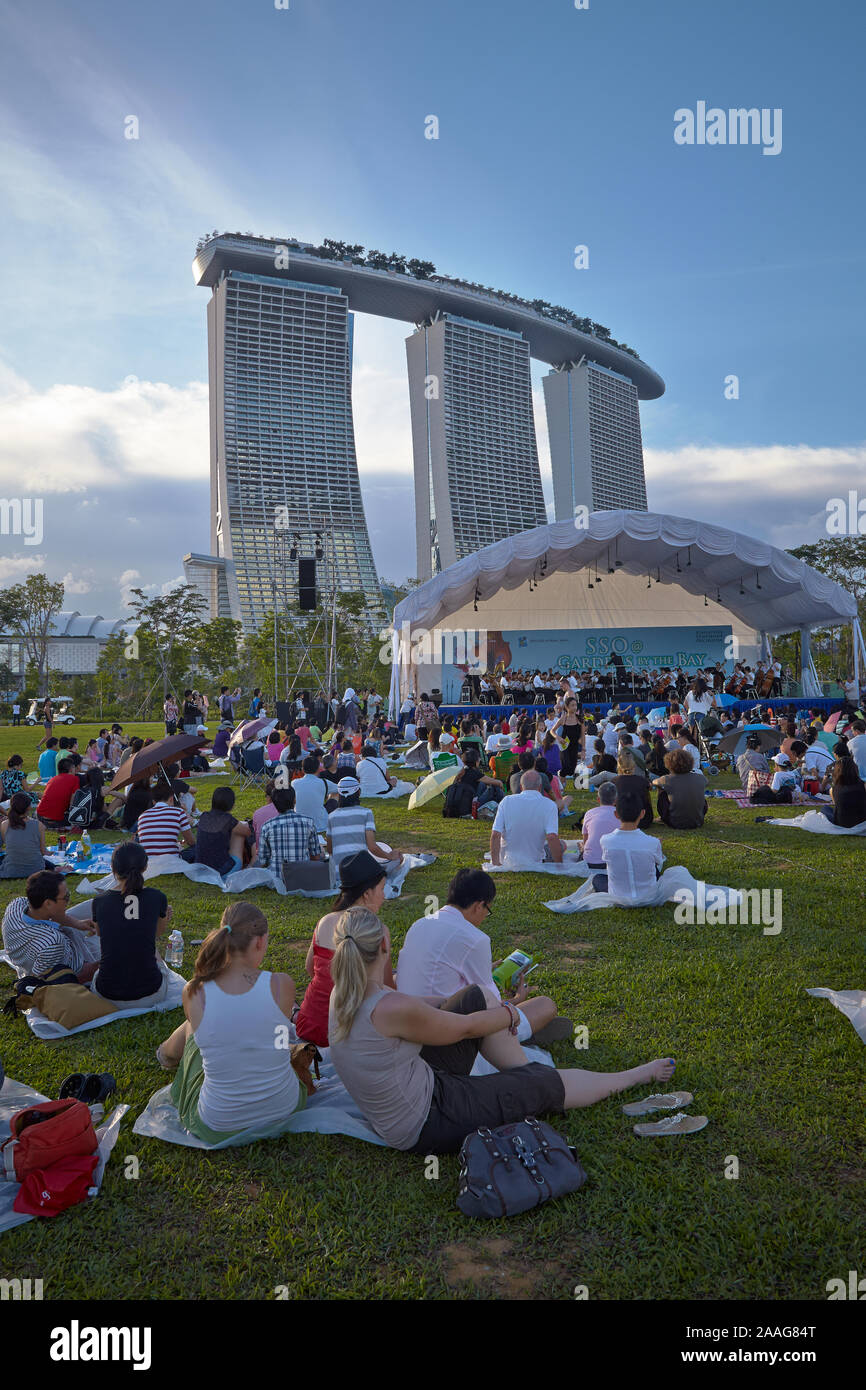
[[170, 1034, 306, 1146]]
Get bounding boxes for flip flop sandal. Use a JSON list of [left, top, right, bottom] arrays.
[[633, 1112, 709, 1137], [80, 1073, 117, 1104], [58, 1073, 87, 1100], [622, 1091, 693, 1116]]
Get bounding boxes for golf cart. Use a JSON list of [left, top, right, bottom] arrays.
[[25, 696, 76, 725]]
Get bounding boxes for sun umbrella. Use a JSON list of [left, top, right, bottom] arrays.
[[824, 711, 841, 733], [407, 766, 460, 810], [816, 729, 840, 751], [228, 717, 277, 750], [716, 725, 780, 759], [108, 733, 206, 792]]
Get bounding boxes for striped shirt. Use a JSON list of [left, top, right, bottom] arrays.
[[1, 896, 85, 977], [257, 811, 320, 870], [136, 801, 191, 856], [327, 806, 375, 869]]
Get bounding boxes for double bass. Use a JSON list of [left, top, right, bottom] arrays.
[[725, 668, 747, 697], [758, 666, 775, 698]]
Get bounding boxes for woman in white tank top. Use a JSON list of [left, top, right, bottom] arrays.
[[156, 902, 304, 1143]]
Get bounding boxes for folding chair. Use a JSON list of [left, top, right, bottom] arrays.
[[238, 744, 267, 791]]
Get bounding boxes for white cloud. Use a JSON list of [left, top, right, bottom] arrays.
[[61, 570, 94, 595], [0, 374, 208, 492], [0, 554, 47, 583]]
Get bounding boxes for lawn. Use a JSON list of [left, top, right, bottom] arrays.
[[0, 721, 863, 1301]]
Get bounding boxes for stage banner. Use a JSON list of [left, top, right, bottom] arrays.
[[432, 625, 732, 702]]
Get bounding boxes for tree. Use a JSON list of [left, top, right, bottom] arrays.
[[191, 617, 245, 684], [781, 537, 866, 680], [407, 258, 436, 279], [0, 575, 65, 688], [126, 585, 207, 700]]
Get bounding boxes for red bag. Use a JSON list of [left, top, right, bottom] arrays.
[[13, 1153, 99, 1217], [1, 1099, 97, 1183]]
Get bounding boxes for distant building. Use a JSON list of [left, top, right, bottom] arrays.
[[407, 314, 547, 579], [543, 360, 648, 517], [183, 553, 232, 621], [0, 612, 130, 684]]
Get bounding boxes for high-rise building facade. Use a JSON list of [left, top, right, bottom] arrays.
[[407, 314, 547, 580], [202, 266, 382, 630], [543, 360, 647, 518]]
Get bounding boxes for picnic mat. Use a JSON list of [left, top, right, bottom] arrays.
[[132, 1033, 553, 1150], [47, 845, 115, 876], [75, 850, 436, 900], [806, 988, 866, 1045], [483, 840, 592, 877], [545, 866, 744, 915], [764, 811, 866, 836], [0, 1078, 128, 1234], [718, 791, 831, 810], [0, 953, 186, 1038]]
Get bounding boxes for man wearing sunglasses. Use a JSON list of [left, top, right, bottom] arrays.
[[1, 869, 100, 981]]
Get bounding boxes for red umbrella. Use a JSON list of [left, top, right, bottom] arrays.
[[824, 711, 840, 732], [108, 733, 206, 792]]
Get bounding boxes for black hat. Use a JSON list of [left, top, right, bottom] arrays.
[[339, 849, 386, 890]]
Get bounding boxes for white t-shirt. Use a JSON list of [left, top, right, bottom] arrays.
[[802, 744, 834, 776], [844, 679, 859, 703], [771, 768, 799, 792], [491, 790, 558, 868], [685, 692, 713, 716], [397, 905, 499, 999], [600, 828, 665, 906], [678, 742, 702, 771], [291, 773, 328, 832], [356, 756, 393, 797], [602, 724, 621, 757], [845, 733, 866, 779]]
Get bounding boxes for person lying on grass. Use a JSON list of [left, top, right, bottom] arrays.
[[156, 902, 305, 1143], [328, 906, 675, 1155]]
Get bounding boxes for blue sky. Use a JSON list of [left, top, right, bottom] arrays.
[[0, 0, 864, 616]]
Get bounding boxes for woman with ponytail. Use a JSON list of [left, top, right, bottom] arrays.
[[91, 842, 172, 1009], [328, 909, 676, 1155], [156, 903, 304, 1143], [0, 792, 51, 878]]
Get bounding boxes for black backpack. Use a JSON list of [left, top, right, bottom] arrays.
[[442, 777, 474, 819], [66, 787, 94, 828]]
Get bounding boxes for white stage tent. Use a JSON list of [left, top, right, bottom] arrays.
[[389, 512, 864, 711]]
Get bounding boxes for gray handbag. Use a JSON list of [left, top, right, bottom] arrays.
[[457, 1116, 587, 1219]]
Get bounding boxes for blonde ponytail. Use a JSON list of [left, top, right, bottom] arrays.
[[330, 907, 385, 1041]]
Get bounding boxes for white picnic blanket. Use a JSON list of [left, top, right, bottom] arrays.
[[483, 840, 592, 878], [545, 866, 744, 914], [75, 850, 435, 901], [765, 811, 866, 835], [362, 780, 414, 799], [132, 1031, 553, 1149], [0, 1078, 128, 1233], [806, 988, 866, 1045], [0, 952, 186, 1038]]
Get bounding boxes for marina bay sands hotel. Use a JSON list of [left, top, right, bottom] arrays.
[[187, 233, 665, 630]]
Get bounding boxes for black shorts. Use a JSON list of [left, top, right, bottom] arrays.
[[409, 984, 566, 1155]]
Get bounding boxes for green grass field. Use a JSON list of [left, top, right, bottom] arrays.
[[0, 720, 863, 1301]]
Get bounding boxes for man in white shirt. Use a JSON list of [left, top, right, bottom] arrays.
[[490, 770, 563, 868], [594, 790, 665, 904], [603, 720, 623, 758], [844, 676, 860, 705], [844, 720, 866, 779], [801, 737, 834, 781], [396, 868, 570, 1045], [290, 755, 329, 832]]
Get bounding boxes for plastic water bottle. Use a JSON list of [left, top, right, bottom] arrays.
[[80, 829, 92, 859], [166, 930, 184, 970]]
